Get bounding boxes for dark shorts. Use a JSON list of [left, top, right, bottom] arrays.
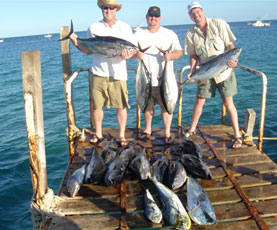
[[197, 71, 237, 98], [92, 74, 130, 109]]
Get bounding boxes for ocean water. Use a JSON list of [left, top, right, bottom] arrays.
[[0, 21, 276, 229]]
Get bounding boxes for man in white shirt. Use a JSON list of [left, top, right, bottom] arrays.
[[69, 0, 134, 146], [184, 1, 242, 148], [135, 6, 182, 142]]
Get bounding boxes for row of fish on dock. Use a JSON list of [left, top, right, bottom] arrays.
[[61, 21, 242, 116], [67, 138, 216, 229]]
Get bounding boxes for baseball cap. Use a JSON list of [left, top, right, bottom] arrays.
[[187, 1, 202, 13], [147, 6, 161, 17]]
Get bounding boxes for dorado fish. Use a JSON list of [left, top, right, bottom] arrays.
[[136, 59, 152, 113], [186, 177, 216, 225], [144, 188, 163, 224], [85, 147, 106, 183], [60, 20, 138, 58], [158, 45, 178, 114], [180, 48, 242, 86], [67, 164, 86, 197], [130, 148, 151, 180], [150, 171, 191, 230]]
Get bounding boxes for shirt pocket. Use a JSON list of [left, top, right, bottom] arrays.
[[210, 37, 225, 52]]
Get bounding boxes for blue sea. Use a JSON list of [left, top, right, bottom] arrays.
[[0, 21, 277, 229]]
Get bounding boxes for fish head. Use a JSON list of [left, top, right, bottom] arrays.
[[231, 47, 242, 59]]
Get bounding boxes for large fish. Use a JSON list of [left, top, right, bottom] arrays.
[[60, 20, 138, 58], [143, 188, 163, 224], [186, 177, 216, 225], [158, 45, 178, 114], [101, 142, 117, 167], [85, 147, 106, 183], [150, 171, 191, 230], [67, 164, 86, 197], [119, 145, 136, 167], [130, 148, 151, 180], [180, 48, 242, 86], [151, 155, 169, 183], [104, 156, 126, 185], [136, 59, 152, 113], [166, 161, 187, 190], [182, 140, 203, 159]]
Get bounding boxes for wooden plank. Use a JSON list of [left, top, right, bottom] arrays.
[[48, 214, 120, 230]]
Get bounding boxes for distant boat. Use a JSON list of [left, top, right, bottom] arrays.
[[248, 18, 271, 27], [44, 34, 52, 38], [0, 39, 3, 43]]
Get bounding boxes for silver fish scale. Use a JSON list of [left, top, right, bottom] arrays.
[[136, 60, 152, 113]]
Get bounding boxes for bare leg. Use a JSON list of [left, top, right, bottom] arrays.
[[144, 108, 154, 135], [117, 107, 127, 140], [223, 96, 241, 138], [93, 109, 104, 138], [188, 97, 206, 132], [161, 107, 173, 138]]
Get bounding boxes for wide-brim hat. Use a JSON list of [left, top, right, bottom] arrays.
[[97, 0, 122, 11]]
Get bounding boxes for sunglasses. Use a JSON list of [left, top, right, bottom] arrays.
[[148, 14, 160, 18], [102, 6, 116, 10]]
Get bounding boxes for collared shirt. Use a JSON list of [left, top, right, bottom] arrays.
[[184, 18, 236, 83], [135, 26, 182, 86], [87, 20, 134, 80]]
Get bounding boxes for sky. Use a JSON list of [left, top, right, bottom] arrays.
[[1, 0, 277, 38]]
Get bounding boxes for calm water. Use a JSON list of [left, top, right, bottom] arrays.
[[0, 21, 277, 229]]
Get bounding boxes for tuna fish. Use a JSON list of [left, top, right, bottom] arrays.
[[104, 156, 126, 185], [136, 59, 152, 113], [186, 177, 216, 225], [119, 145, 136, 167], [150, 171, 191, 230], [151, 155, 169, 183], [166, 161, 187, 190], [60, 20, 138, 58], [143, 188, 163, 224], [180, 48, 242, 86], [130, 148, 151, 180], [182, 140, 203, 159], [67, 164, 86, 197], [158, 45, 178, 114], [85, 147, 106, 183]]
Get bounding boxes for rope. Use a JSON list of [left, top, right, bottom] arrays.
[[198, 127, 268, 230]]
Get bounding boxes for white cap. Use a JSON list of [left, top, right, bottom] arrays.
[[187, 1, 202, 13]]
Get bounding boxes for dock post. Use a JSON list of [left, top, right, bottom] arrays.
[[22, 51, 48, 202], [60, 26, 75, 158]]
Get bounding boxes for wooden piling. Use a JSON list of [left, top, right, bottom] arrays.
[[22, 50, 48, 202]]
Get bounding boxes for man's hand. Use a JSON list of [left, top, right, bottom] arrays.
[[69, 33, 78, 46], [228, 59, 238, 68], [121, 48, 135, 59]]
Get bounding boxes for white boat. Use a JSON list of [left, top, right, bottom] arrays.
[[248, 18, 271, 27], [0, 39, 3, 43], [44, 34, 52, 38]]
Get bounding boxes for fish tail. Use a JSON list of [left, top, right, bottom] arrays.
[[138, 43, 151, 53], [59, 20, 74, 41], [156, 43, 173, 55]]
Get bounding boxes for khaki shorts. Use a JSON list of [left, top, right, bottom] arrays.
[[146, 86, 165, 111], [197, 71, 237, 98], [92, 74, 130, 109]]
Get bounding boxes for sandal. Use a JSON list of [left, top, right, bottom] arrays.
[[184, 130, 197, 138], [140, 132, 152, 140], [232, 136, 242, 149], [165, 136, 173, 144], [90, 134, 102, 143], [118, 137, 128, 147]]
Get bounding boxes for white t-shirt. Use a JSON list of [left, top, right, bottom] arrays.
[[135, 26, 182, 86], [87, 20, 134, 80]]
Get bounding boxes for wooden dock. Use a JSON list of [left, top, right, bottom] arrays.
[[45, 125, 277, 230]]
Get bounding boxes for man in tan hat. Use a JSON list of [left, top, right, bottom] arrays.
[[70, 0, 134, 146], [184, 1, 242, 148], [135, 6, 182, 143]]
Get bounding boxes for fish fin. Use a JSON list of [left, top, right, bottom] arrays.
[[59, 20, 74, 41]]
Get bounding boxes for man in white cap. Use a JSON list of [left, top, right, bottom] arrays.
[[184, 2, 242, 148], [135, 6, 182, 143], [69, 0, 134, 146]]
